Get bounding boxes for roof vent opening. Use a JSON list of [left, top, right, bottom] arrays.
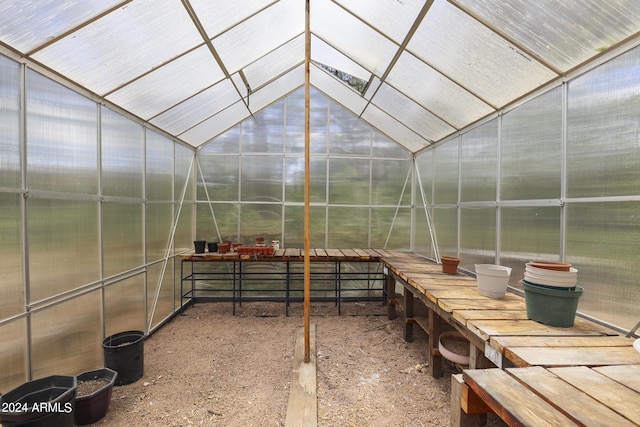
[[314, 62, 368, 95]]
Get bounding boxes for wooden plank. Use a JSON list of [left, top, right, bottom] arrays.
[[338, 248, 359, 259], [593, 364, 640, 392], [453, 310, 528, 326], [285, 324, 317, 427], [314, 248, 327, 258], [324, 248, 343, 258], [438, 297, 526, 313], [351, 248, 370, 258], [506, 346, 640, 368], [463, 369, 578, 427], [468, 319, 607, 342], [549, 366, 640, 425], [490, 335, 633, 355], [507, 366, 637, 427]]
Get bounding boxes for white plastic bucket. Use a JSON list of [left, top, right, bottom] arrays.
[[475, 264, 512, 299]]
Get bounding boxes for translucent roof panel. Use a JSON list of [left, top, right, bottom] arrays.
[[385, 51, 494, 129], [311, 0, 399, 77], [242, 35, 304, 91], [212, 0, 304, 75], [32, 0, 203, 95], [456, 0, 640, 72], [106, 46, 225, 120], [189, 0, 276, 39], [362, 105, 431, 153], [0, 1, 122, 53], [150, 79, 240, 136], [1, 0, 637, 152], [372, 83, 456, 142], [335, 0, 426, 45], [408, 0, 558, 108]]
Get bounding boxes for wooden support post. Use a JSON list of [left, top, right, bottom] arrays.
[[428, 308, 444, 378], [451, 374, 485, 427], [303, 0, 311, 363], [402, 288, 414, 342], [386, 274, 396, 320]]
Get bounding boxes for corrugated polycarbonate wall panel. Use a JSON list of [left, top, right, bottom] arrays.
[[567, 46, 640, 198], [0, 55, 20, 188], [565, 202, 640, 331], [459, 207, 496, 269], [460, 119, 497, 202], [328, 158, 370, 205], [26, 70, 98, 194], [146, 203, 174, 264], [102, 202, 144, 278], [147, 261, 175, 330], [146, 131, 175, 202], [0, 318, 27, 392], [0, 194, 22, 318], [241, 155, 284, 202], [28, 199, 100, 302], [101, 106, 144, 198], [501, 87, 562, 200], [30, 291, 102, 379], [285, 157, 327, 204], [433, 141, 459, 205], [500, 206, 561, 283], [104, 274, 146, 337]]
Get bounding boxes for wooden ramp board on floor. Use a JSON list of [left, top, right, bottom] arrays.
[[285, 324, 317, 427]]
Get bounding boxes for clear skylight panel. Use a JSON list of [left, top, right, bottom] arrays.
[[0, 1, 122, 53], [373, 83, 456, 142], [454, 0, 640, 72], [409, 0, 557, 108], [212, 0, 304, 75], [150, 79, 240, 136], [386, 52, 494, 128], [335, 0, 427, 44], [311, 0, 398, 77], [106, 46, 225, 120], [32, 0, 203, 95]]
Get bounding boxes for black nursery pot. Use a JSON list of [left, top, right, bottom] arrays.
[[74, 368, 117, 425], [194, 240, 206, 253], [207, 241, 219, 253], [102, 330, 145, 386]]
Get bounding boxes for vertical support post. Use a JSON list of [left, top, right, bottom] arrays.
[[386, 274, 396, 320], [428, 309, 444, 378], [403, 288, 414, 342], [303, 0, 311, 363]]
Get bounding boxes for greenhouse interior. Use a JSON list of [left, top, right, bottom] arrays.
[[1, 0, 640, 424]]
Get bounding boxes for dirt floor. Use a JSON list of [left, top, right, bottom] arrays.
[[95, 301, 505, 426]]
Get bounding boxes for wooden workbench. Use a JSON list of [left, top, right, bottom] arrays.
[[378, 252, 640, 426]]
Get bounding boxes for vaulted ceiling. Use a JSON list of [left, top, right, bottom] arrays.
[[2, 0, 639, 152]]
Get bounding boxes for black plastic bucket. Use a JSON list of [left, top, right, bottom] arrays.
[[194, 240, 206, 253], [0, 375, 76, 427], [102, 330, 145, 386], [207, 241, 219, 253]]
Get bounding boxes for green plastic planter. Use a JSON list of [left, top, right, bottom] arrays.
[[523, 281, 583, 327]]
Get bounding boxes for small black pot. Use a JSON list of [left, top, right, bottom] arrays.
[[194, 240, 206, 253]]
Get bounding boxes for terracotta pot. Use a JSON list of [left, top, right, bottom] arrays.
[[441, 256, 460, 274], [217, 242, 230, 254]]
